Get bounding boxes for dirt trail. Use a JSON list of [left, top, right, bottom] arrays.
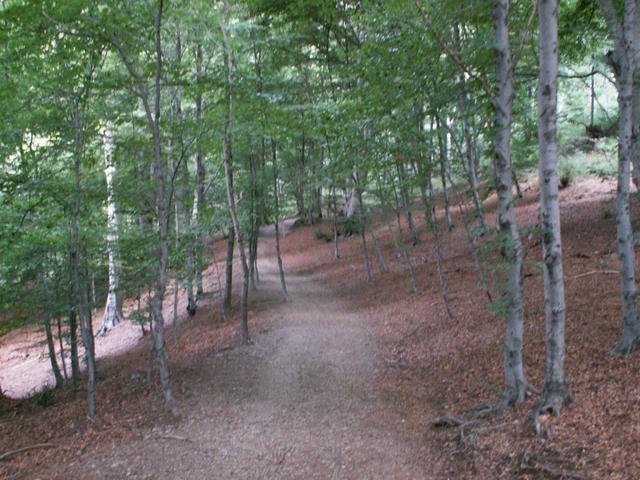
[[51, 224, 430, 479]]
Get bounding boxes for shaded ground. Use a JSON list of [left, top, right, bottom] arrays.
[[2, 177, 640, 479]]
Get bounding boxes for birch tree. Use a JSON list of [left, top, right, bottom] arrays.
[[96, 123, 124, 336]]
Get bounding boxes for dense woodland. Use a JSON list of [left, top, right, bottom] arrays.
[[2, 0, 640, 477]]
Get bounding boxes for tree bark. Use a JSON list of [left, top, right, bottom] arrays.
[[493, 0, 528, 409], [223, 227, 234, 316], [599, 0, 640, 353], [435, 114, 454, 231], [97, 123, 124, 336], [536, 0, 570, 420], [271, 140, 289, 299], [396, 157, 419, 245], [194, 42, 205, 299], [148, 0, 179, 416], [220, 1, 250, 344], [70, 107, 96, 417]]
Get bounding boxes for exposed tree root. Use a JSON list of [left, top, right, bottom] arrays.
[[609, 335, 640, 355], [532, 386, 572, 435], [433, 406, 499, 443], [0, 443, 55, 461], [497, 382, 540, 412], [519, 452, 586, 480]]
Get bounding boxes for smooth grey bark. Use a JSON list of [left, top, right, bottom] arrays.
[[220, 2, 250, 344], [148, 0, 178, 416], [67, 305, 79, 387], [357, 185, 373, 282], [172, 28, 196, 317], [271, 140, 289, 299], [459, 88, 485, 231], [223, 227, 234, 316], [493, 0, 528, 409], [193, 43, 205, 299], [367, 220, 388, 275], [108, 0, 178, 415], [429, 203, 453, 319], [332, 190, 340, 259], [535, 0, 570, 424], [632, 75, 640, 188], [69, 102, 96, 417], [39, 271, 64, 388], [97, 124, 124, 336], [435, 115, 454, 231], [396, 157, 419, 245], [599, 0, 640, 353]]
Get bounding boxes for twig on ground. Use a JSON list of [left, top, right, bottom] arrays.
[[0, 443, 56, 461], [568, 270, 618, 280], [273, 446, 293, 465], [145, 434, 191, 442], [520, 453, 586, 480]]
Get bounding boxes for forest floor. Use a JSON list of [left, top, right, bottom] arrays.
[[2, 176, 640, 479]]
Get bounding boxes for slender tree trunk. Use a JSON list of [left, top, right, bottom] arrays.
[[436, 115, 454, 231], [493, 0, 528, 409], [70, 111, 96, 417], [631, 73, 640, 188], [220, 2, 250, 344], [194, 43, 205, 299], [271, 140, 288, 299], [148, 0, 178, 416], [367, 221, 388, 274], [535, 0, 570, 424], [430, 204, 453, 318], [223, 228, 234, 316], [43, 309, 63, 389], [332, 183, 340, 259], [56, 317, 68, 384], [357, 189, 373, 282], [599, 0, 640, 353], [396, 157, 419, 245], [97, 124, 124, 336], [67, 304, 79, 387]]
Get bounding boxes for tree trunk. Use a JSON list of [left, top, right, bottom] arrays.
[[436, 115, 454, 231], [599, 0, 640, 353], [67, 304, 79, 387], [70, 110, 96, 417], [396, 157, 419, 245], [42, 305, 63, 389], [632, 73, 640, 188], [536, 0, 570, 421], [194, 43, 205, 299], [357, 188, 373, 282], [56, 317, 68, 384], [430, 204, 453, 318], [271, 140, 289, 299], [97, 123, 124, 336], [223, 227, 234, 316], [148, 0, 178, 416], [493, 0, 528, 409], [220, 2, 250, 344]]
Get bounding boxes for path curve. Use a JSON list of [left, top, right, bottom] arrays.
[[53, 224, 429, 479]]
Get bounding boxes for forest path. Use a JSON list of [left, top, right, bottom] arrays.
[[55, 223, 430, 479]]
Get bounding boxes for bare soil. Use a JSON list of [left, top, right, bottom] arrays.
[[1, 177, 640, 479]]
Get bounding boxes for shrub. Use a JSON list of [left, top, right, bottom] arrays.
[[559, 164, 573, 189], [314, 229, 332, 242], [32, 387, 55, 408]]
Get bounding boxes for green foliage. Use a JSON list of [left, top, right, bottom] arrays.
[[314, 228, 332, 242], [32, 387, 55, 408]]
